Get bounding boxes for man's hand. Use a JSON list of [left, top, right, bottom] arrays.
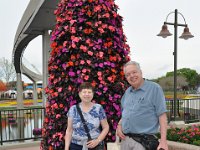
[[157, 140, 168, 150], [116, 124, 126, 140]]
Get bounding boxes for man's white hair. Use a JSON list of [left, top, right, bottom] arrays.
[[123, 61, 141, 73]]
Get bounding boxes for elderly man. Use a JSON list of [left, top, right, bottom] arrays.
[[117, 61, 168, 150]]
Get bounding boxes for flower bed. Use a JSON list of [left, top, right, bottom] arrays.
[[8, 113, 16, 124], [8, 118, 16, 124], [157, 124, 200, 146], [33, 128, 42, 136]]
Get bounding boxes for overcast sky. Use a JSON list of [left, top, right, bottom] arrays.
[[1, 0, 200, 83]]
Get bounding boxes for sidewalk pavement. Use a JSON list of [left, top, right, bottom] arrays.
[[0, 141, 40, 150]]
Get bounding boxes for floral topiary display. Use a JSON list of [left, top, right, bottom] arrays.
[[41, 0, 130, 149]]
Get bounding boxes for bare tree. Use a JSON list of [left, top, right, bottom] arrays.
[[0, 57, 16, 84]]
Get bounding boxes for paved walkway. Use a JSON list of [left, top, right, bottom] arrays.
[[0, 141, 40, 150], [8, 146, 40, 150]]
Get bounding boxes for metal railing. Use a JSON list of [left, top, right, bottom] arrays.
[[166, 98, 200, 123], [0, 107, 45, 145]]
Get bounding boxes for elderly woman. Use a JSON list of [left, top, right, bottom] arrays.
[[65, 82, 109, 150]]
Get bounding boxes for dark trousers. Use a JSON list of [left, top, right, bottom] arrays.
[[69, 143, 83, 150]]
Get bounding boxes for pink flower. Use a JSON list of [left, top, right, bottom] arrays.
[[80, 60, 85, 65], [86, 60, 91, 65], [98, 27, 104, 33], [82, 68, 87, 73], [58, 88, 62, 92], [72, 42, 76, 48], [99, 51, 104, 58], [80, 45, 87, 52], [70, 20, 76, 25], [108, 25, 115, 32], [98, 77, 103, 81], [56, 114, 61, 119], [71, 36, 80, 42], [88, 51, 93, 56], [97, 71, 102, 76], [84, 75, 89, 80]]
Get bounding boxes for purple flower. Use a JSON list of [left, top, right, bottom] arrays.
[[77, 70, 81, 74], [62, 63, 67, 69], [110, 63, 115, 67], [69, 71, 75, 77], [99, 63, 104, 68], [103, 87, 108, 92], [62, 48, 68, 52], [113, 103, 120, 111]]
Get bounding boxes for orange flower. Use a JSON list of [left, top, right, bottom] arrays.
[[87, 11, 92, 16], [70, 55, 76, 60], [120, 71, 124, 76], [104, 41, 112, 47], [49, 146, 53, 150], [91, 81, 97, 87], [109, 56, 117, 61], [100, 100, 106, 105], [111, 69, 116, 73], [51, 42, 57, 48], [94, 5, 101, 12], [103, 13, 110, 18], [67, 61, 74, 66], [86, 21, 92, 26], [108, 25, 115, 32], [53, 92, 58, 97], [45, 117, 49, 123], [59, 103, 64, 108], [84, 28, 93, 34]]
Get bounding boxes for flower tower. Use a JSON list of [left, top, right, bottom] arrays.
[[41, 0, 130, 149]]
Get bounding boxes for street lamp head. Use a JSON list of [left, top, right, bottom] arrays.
[[179, 27, 194, 40], [157, 24, 172, 38]]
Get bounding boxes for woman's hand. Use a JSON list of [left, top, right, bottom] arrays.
[[86, 139, 100, 148]]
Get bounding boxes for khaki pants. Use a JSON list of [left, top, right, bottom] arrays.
[[120, 136, 145, 150]]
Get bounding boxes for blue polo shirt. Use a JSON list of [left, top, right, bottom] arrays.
[[121, 80, 167, 134]]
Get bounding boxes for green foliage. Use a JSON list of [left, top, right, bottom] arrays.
[[193, 140, 200, 146], [166, 68, 199, 88]]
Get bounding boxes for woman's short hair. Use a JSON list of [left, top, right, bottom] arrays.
[[79, 82, 94, 92]]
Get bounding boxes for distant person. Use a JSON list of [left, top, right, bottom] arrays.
[[65, 82, 109, 150], [116, 61, 168, 150]]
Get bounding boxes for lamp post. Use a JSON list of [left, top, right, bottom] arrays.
[[157, 9, 194, 121]]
